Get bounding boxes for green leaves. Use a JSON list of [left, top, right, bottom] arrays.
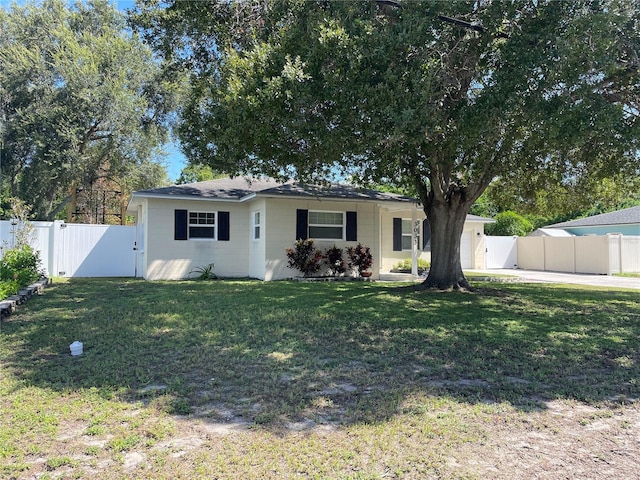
[[140, 0, 639, 287], [0, 0, 176, 220]]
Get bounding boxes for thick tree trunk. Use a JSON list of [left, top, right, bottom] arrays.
[[420, 199, 472, 290]]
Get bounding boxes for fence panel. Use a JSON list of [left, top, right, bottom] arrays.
[[517, 237, 545, 270], [544, 237, 575, 273], [485, 236, 518, 269], [621, 236, 640, 273], [575, 236, 610, 274], [1, 220, 135, 277], [1, 221, 54, 275]]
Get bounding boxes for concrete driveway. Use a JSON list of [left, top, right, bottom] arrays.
[[476, 269, 640, 290]]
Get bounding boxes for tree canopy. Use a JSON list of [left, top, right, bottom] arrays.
[[485, 211, 534, 236], [0, 0, 179, 221], [136, 0, 640, 288], [175, 164, 226, 185]]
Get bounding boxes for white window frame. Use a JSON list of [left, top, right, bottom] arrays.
[[308, 210, 345, 240], [401, 218, 420, 251], [252, 210, 261, 240], [188, 211, 216, 240]]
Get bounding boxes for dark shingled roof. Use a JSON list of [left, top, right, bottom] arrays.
[[130, 177, 496, 223], [547, 206, 640, 228], [133, 176, 416, 203]]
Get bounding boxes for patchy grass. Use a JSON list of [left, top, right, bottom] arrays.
[[1, 278, 639, 479], [614, 272, 640, 278]]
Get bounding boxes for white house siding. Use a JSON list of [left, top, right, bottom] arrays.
[[143, 198, 250, 280], [467, 223, 488, 270], [263, 198, 379, 280]]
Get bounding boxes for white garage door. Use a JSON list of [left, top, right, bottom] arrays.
[[460, 231, 472, 269]]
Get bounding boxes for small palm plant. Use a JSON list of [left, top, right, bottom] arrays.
[[189, 263, 217, 280]]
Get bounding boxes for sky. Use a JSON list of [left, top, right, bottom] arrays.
[[1, 0, 188, 183]]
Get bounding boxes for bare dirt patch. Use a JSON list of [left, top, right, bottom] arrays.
[[446, 399, 640, 479]]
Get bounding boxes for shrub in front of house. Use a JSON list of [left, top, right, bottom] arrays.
[[286, 239, 323, 277], [391, 258, 430, 273], [324, 245, 347, 277], [346, 243, 373, 277], [0, 244, 42, 298]]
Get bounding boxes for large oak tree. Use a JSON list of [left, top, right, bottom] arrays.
[[137, 0, 639, 289], [0, 0, 180, 221]]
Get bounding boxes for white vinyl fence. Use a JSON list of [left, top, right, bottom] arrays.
[[485, 236, 518, 269], [517, 234, 640, 275], [0, 220, 136, 277]]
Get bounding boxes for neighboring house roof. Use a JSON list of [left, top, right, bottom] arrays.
[[528, 228, 573, 237], [128, 176, 495, 223], [546, 206, 640, 228]]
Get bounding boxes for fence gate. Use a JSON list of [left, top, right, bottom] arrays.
[[485, 236, 518, 269], [55, 223, 136, 277]]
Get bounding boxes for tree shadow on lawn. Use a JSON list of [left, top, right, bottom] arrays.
[[2, 278, 639, 428]]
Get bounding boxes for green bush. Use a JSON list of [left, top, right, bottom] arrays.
[[0, 245, 42, 296], [0, 279, 19, 299], [392, 258, 430, 272], [285, 239, 323, 277], [324, 245, 346, 276], [346, 243, 373, 276], [485, 211, 533, 236]]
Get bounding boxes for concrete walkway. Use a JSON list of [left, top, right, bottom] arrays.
[[476, 269, 640, 290]]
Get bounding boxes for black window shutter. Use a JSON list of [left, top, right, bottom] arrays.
[[296, 209, 308, 240], [346, 211, 357, 241], [174, 209, 188, 240], [422, 218, 431, 250], [393, 217, 402, 251], [218, 211, 230, 241]]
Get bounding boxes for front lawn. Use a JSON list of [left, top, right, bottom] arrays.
[[1, 279, 639, 479]]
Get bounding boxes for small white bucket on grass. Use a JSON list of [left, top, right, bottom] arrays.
[[70, 341, 83, 356]]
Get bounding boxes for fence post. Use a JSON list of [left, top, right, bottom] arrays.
[[619, 234, 624, 275], [51, 220, 67, 277]]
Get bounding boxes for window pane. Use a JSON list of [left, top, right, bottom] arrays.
[[189, 226, 215, 238], [402, 219, 412, 234], [309, 211, 343, 225], [254, 211, 260, 224], [402, 235, 412, 250], [189, 212, 215, 225], [254, 226, 260, 239], [309, 226, 343, 239]]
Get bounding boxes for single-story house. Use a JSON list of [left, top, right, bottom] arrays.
[[545, 206, 640, 236], [126, 177, 494, 280]]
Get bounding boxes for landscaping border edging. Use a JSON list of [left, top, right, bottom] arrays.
[[0, 277, 50, 322]]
